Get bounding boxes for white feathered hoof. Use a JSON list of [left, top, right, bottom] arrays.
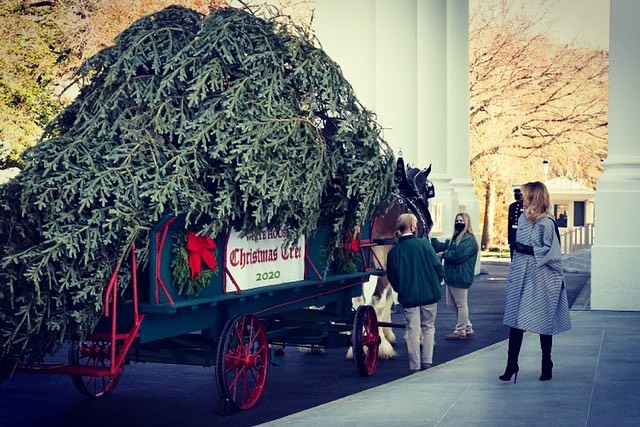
[[347, 340, 395, 360], [378, 338, 397, 360], [299, 345, 325, 355], [345, 346, 354, 360]]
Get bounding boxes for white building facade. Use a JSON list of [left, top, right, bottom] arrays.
[[314, 0, 639, 311], [313, 0, 479, 243]]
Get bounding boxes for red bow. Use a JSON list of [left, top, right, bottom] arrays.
[[343, 234, 360, 253], [186, 231, 217, 280]]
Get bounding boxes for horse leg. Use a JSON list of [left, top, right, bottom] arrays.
[[351, 295, 365, 311], [299, 345, 326, 355], [346, 277, 372, 358], [346, 280, 367, 360], [382, 283, 397, 345], [371, 288, 396, 359], [372, 275, 397, 348], [371, 244, 396, 357], [362, 276, 377, 306], [351, 275, 374, 312], [346, 275, 397, 360]]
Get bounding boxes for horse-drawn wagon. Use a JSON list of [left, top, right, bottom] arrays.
[[16, 213, 394, 411], [1, 5, 444, 414]]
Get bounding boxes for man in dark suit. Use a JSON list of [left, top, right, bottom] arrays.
[[508, 188, 524, 259]]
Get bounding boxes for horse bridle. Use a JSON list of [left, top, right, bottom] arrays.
[[395, 192, 430, 239]]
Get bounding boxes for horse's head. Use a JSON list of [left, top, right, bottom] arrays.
[[368, 161, 438, 348], [391, 161, 435, 238], [407, 164, 435, 204]]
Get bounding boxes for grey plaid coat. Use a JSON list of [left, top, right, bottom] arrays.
[[503, 214, 572, 335]]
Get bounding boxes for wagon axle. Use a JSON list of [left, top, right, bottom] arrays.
[[227, 351, 264, 370]]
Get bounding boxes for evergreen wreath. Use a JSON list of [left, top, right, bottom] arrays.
[[171, 231, 217, 297], [333, 233, 360, 273]]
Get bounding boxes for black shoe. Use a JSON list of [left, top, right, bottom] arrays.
[[540, 359, 553, 381], [499, 364, 519, 383]]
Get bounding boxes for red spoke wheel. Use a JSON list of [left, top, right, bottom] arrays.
[[69, 340, 124, 398], [352, 305, 380, 376], [215, 314, 269, 410]]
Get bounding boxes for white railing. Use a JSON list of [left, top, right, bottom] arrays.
[[559, 224, 594, 255]]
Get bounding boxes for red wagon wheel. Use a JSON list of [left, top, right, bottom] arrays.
[[215, 313, 269, 410], [352, 305, 380, 376], [69, 339, 124, 398]]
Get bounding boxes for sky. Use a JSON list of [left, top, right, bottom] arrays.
[[531, 0, 609, 50], [278, 1, 610, 51]]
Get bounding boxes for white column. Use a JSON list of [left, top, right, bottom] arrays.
[[374, 0, 418, 160], [312, 0, 376, 110], [417, 0, 451, 236], [591, 0, 640, 310], [447, 0, 480, 272], [446, 1, 479, 226]]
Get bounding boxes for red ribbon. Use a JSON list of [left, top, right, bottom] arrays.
[[186, 231, 217, 280], [343, 234, 360, 253]]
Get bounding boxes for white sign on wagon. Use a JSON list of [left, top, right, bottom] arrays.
[[225, 229, 306, 292]]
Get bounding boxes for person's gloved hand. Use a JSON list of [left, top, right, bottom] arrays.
[[515, 242, 534, 255]]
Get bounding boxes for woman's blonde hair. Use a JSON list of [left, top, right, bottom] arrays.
[[395, 213, 417, 238], [522, 181, 550, 222]]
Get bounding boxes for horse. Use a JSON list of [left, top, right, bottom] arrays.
[[348, 158, 435, 360]]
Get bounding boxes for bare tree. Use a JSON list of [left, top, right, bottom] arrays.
[[469, 0, 608, 248], [27, 1, 312, 96]]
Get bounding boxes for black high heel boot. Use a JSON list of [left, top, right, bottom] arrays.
[[499, 328, 523, 383], [540, 358, 553, 381], [540, 334, 553, 381], [499, 364, 519, 383]]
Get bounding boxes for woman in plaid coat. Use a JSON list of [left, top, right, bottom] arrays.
[[500, 181, 571, 383]]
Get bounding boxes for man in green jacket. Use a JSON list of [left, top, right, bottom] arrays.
[[386, 213, 444, 373]]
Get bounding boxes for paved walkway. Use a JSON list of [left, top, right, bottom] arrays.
[[261, 251, 640, 426]]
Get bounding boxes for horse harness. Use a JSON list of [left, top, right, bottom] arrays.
[[394, 157, 434, 239]]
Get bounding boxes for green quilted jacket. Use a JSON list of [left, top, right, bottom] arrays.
[[386, 235, 444, 308], [431, 232, 478, 289]]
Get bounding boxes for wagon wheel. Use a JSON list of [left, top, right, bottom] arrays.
[[352, 305, 380, 377], [69, 339, 124, 398], [215, 314, 269, 410]]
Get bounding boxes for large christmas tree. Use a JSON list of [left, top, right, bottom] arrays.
[[0, 6, 394, 381]]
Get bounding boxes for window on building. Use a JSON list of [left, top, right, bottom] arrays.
[[574, 201, 585, 227], [554, 204, 568, 227]]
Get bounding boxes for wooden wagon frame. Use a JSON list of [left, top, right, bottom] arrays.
[[16, 214, 399, 411]]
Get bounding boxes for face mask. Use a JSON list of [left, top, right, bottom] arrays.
[[454, 222, 465, 232]]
